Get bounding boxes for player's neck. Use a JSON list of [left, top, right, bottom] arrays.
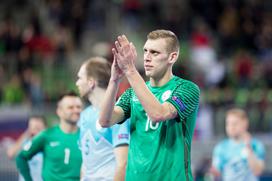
[[88, 87, 106, 110], [150, 71, 173, 87], [59, 122, 78, 133]]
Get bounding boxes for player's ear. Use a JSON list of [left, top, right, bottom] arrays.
[[88, 77, 95, 90], [168, 52, 178, 64]]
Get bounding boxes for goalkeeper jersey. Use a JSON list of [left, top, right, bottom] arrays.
[[16, 125, 82, 181], [19, 139, 43, 181]]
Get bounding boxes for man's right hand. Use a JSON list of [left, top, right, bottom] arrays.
[[113, 35, 137, 75], [111, 52, 124, 83], [110, 52, 124, 83]]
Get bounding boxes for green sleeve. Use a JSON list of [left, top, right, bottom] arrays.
[[16, 131, 46, 181], [115, 88, 132, 121], [166, 81, 200, 121]]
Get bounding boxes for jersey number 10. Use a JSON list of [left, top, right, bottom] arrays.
[[145, 114, 159, 131]]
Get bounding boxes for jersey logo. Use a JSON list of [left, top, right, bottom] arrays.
[[49, 141, 60, 147], [172, 96, 186, 111], [118, 133, 129, 140], [23, 141, 32, 151], [161, 90, 172, 102]]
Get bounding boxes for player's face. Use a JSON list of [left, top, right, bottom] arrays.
[[58, 96, 83, 125], [143, 38, 171, 79], [28, 118, 46, 137], [76, 65, 92, 98], [225, 114, 247, 139]]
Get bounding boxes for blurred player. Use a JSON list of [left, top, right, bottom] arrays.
[[16, 92, 83, 181], [99, 30, 200, 180], [211, 108, 265, 181], [7, 115, 46, 181], [76, 57, 129, 181]]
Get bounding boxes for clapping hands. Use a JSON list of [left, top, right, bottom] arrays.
[[111, 35, 137, 82]]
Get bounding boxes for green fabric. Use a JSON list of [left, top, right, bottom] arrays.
[[16, 125, 82, 181], [116, 76, 200, 181]]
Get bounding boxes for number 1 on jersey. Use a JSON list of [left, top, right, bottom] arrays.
[[64, 148, 70, 164]]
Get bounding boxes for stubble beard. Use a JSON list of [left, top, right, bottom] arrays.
[[65, 119, 78, 126]]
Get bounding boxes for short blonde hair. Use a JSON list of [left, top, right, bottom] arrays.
[[226, 108, 248, 121], [147, 29, 180, 53], [83, 57, 111, 89]]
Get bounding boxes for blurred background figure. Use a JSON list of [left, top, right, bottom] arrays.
[[76, 57, 129, 181], [16, 92, 83, 181], [6, 115, 46, 181], [210, 108, 265, 181]]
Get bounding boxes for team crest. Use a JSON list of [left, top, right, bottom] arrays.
[[161, 90, 172, 102], [23, 141, 32, 151]]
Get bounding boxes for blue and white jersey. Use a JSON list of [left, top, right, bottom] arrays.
[[19, 139, 43, 181], [78, 105, 130, 181], [212, 138, 265, 181]]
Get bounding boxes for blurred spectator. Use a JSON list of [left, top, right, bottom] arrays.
[[256, 13, 272, 62], [52, 24, 74, 66], [28, 72, 44, 108], [233, 50, 254, 88], [16, 46, 33, 75], [0, 16, 22, 54], [205, 57, 226, 88], [46, 0, 89, 47], [3, 74, 25, 104], [189, 19, 217, 87], [122, 0, 143, 30], [239, 6, 257, 52], [217, 5, 240, 56], [23, 17, 54, 58], [194, 103, 214, 141]]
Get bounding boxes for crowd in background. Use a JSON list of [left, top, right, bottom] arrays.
[[0, 0, 271, 135]]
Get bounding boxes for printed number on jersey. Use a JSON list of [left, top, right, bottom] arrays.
[[64, 148, 70, 164], [145, 114, 160, 131]]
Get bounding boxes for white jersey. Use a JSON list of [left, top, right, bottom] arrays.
[[78, 105, 130, 181]]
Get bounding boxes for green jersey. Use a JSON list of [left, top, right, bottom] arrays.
[[16, 125, 82, 181], [116, 76, 200, 181]]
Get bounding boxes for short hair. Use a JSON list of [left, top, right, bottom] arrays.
[[147, 29, 180, 53], [83, 57, 111, 89], [226, 108, 248, 121], [57, 91, 79, 107], [29, 115, 47, 127]]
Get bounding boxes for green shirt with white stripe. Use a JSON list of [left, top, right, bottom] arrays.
[[116, 76, 200, 181]]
